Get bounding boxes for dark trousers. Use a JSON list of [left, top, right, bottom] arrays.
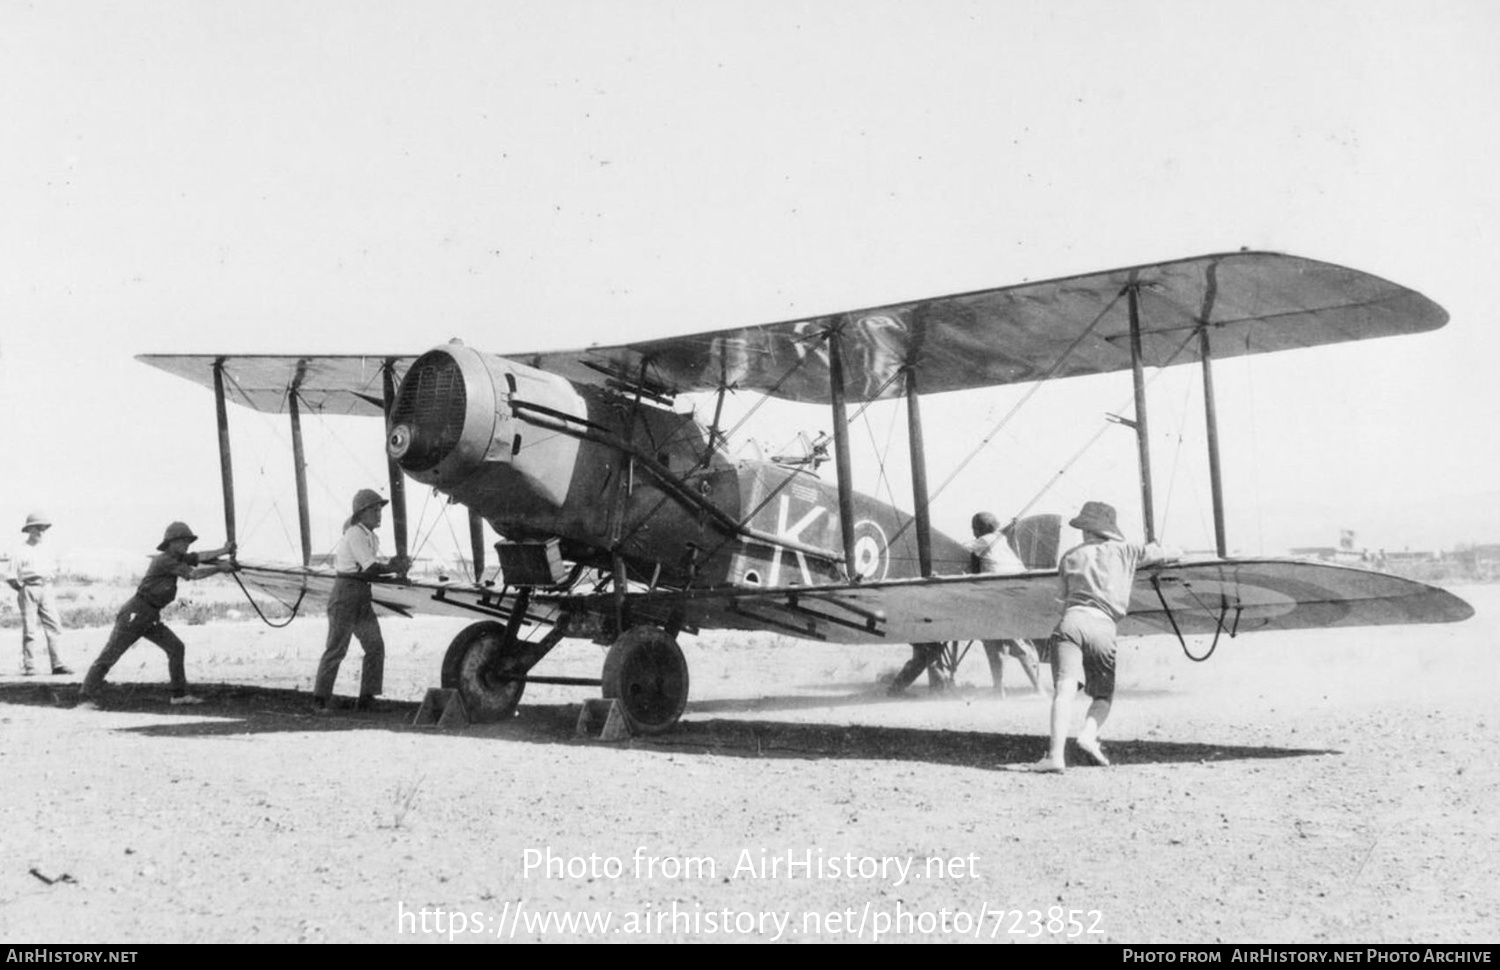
[[314, 578, 385, 700], [890, 642, 947, 692], [82, 598, 187, 697]]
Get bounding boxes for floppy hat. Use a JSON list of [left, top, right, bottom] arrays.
[[157, 521, 199, 551], [1068, 501, 1124, 541], [22, 511, 50, 532]]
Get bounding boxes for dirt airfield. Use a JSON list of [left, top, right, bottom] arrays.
[[0, 583, 1495, 944]]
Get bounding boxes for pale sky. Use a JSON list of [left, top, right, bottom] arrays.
[[3, 1, 1498, 572]]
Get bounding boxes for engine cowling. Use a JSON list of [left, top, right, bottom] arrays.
[[386, 343, 585, 518]]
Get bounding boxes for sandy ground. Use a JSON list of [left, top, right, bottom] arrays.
[[0, 585, 1496, 944]]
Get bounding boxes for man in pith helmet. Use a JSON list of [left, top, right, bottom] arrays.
[[8, 512, 71, 676], [78, 522, 235, 708], [312, 489, 410, 714]]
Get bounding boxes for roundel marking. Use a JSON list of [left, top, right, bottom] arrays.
[[851, 518, 891, 581]]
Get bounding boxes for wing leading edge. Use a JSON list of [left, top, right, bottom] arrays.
[[594, 559, 1472, 645], [137, 355, 412, 416], [232, 558, 1471, 648], [518, 251, 1447, 404], [138, 251, 1446, 411], [230, 562, 563, 623]]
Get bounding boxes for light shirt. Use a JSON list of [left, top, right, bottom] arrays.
[[965, 531, 1027, 575], [333, 523, 380, 574], [11, 541, 60, 585], [1057, 538, 1172, 622]]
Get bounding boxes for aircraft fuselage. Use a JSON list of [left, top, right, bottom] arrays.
[[386, 343, 971, 588]]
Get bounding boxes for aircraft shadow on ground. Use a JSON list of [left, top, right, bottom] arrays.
[[702, 683, 1177, 716], [0, 681, 1334, 769]]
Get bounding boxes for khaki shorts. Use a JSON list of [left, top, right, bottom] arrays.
[[1049, 607, 1118, 700]]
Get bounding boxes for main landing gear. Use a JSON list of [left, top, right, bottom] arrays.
[[439, 608, 691, 734], [602, 626, 690, 735], [441, 620, 565, 722]]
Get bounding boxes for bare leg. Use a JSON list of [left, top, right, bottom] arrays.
[[1076, 697, 1112, 765], [982, 641, 1006, 693], [1037, 639, 1083, 771], [1079, 697, 1111, 745], [1046, 679, 1075, 767], [1010, 639, 1043, 692]]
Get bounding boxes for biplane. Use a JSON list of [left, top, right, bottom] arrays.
[[140, 251, 1473, 733]]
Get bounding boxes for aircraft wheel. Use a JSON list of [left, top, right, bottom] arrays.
[[601, 626, 689, 735], [441, 621, 525, 723]]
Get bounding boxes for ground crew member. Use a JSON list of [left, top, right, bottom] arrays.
[[966, 512, 1043, 695], [312, 489, 409, 713], [78, 522, 235, 708], [886, 641, 949, 695], [9, 512, 71, 676], [1028, 501, 1177, 772]]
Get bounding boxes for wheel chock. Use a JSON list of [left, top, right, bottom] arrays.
[[576, 698, 631, 740], [413, 688, 470, 728]]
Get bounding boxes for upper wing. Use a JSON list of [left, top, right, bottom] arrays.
[[137, 355, 413, 416], [591, 559, 1472, 644], [138, 252, 1446, 410], [517, 251, 1447, 404]]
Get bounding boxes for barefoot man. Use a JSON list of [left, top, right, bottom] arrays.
[[1031, 501, 1176, 772]]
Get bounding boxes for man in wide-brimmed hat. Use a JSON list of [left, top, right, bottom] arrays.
[[78, 522, 235, 708], [8, 512, 71, 676], [312, 488, 409, 714], [1028, 501, 1177, 772]]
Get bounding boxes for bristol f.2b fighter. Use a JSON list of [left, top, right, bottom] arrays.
[[140, 251, 1472, 733]]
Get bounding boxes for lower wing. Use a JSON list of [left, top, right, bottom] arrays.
[[592, 559, 1472, 644], [230, 558, 1471, 647], [229, 562, 561, 625]]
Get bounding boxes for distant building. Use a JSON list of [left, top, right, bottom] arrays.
[[1289, 546, 1367, 565], [1448, 544, 1500, 580]]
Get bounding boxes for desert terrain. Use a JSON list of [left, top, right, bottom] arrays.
[[0, 580, 1495, 944]]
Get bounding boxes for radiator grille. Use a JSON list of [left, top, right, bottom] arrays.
[[390, 351, 467, 472]]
